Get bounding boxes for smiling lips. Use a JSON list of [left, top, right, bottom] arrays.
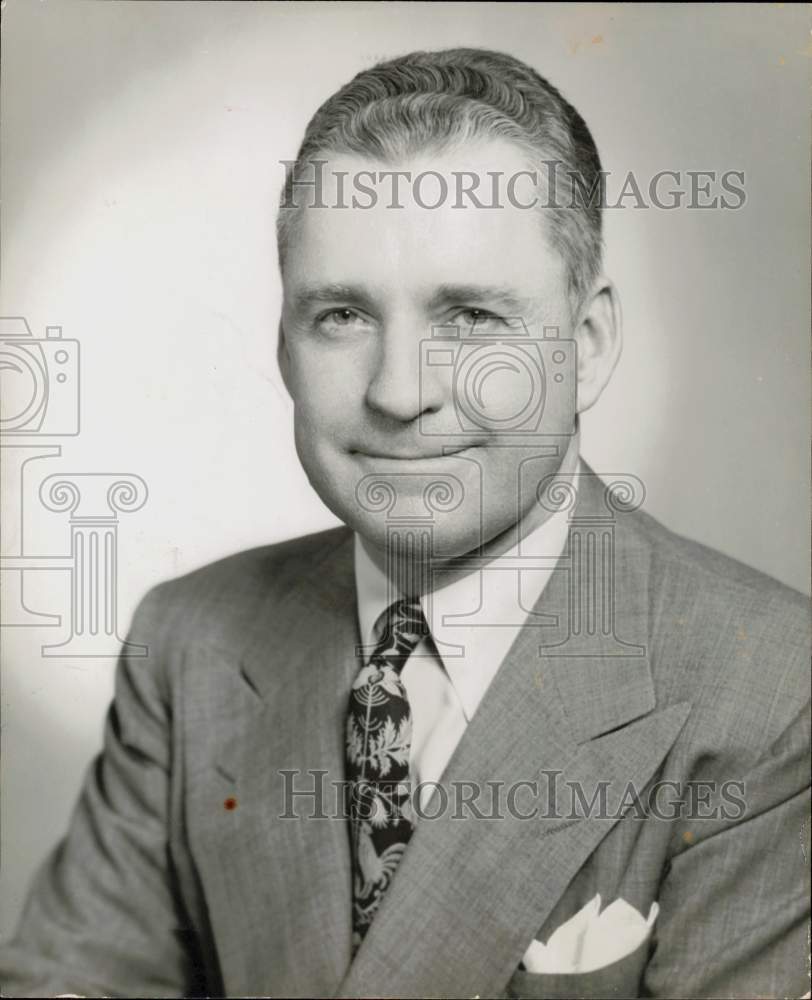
[[352, 445, 477, 460]]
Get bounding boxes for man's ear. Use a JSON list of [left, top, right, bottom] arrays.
[[277, 319, 294, 398], [573, 277, 622, 414]]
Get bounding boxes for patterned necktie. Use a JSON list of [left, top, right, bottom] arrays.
[[345, 596, 429, 949]]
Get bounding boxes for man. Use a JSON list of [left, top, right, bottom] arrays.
[[1, 47, 809, 999]]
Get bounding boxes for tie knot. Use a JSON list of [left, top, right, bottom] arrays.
[[371, 597, 429, 662]]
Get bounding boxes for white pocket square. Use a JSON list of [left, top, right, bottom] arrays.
[[522, 894, 659, 974]]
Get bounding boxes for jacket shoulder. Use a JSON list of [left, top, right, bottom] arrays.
[[129, 525, 353, 648], [628, 508, 809, 754], [631, 506, 808, 626]]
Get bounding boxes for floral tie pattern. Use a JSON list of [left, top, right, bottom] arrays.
[[346, 596, 428, 950]]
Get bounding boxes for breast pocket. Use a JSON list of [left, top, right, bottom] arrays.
[[503, 939, 649, 999]]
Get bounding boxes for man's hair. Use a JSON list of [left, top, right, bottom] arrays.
[[277, 47, 603, 312]]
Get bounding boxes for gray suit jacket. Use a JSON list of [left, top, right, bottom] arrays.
[[2, 472, 809, 999]]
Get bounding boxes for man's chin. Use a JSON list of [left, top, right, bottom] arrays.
[[351, 509, 491, 567], [300, 443, 561, 566], [336, 453, 482, 557]]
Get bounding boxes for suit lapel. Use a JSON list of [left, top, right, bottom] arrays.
[[338, 472, 691, 998], [196, 530, 359, 997]]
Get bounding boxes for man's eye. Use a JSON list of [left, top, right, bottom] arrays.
[[316, 308, 371, 333], [454, 308, 502, 328], [459, 308, 489, 324]]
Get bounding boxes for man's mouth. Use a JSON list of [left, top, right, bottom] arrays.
[[351, 445, 479, 461]]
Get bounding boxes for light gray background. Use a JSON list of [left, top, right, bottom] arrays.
[[1, 1, 809, 938]]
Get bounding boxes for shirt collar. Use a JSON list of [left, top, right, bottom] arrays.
[[354, 460, 579, 721]]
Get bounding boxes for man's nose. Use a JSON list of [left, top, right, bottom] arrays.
[[365, 323, 444, 423]]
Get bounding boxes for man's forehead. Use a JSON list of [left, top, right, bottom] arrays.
[[283, 231, 565, 316], [285, 186, 563, 285], [280, 139, 567, 309]]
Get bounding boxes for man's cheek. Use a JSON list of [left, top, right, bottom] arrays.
[[294, 403, 327, 444], [294, 398, 347, 452]]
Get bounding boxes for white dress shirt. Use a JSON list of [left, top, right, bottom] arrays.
[[353, 479, 574, 809]]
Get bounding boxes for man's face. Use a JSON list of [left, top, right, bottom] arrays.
[[279, 139, 579, 562]]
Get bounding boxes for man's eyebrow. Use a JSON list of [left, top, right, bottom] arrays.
[[289, 282, 534, 315], [428, 284, 532, 314], [290, 283, 372, 310]]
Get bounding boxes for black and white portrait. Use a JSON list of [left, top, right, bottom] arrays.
[[1, 3, 809, 998]]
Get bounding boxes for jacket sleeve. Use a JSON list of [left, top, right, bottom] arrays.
[[0, 585, 207, 998], [642, 695, 811, 999]]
